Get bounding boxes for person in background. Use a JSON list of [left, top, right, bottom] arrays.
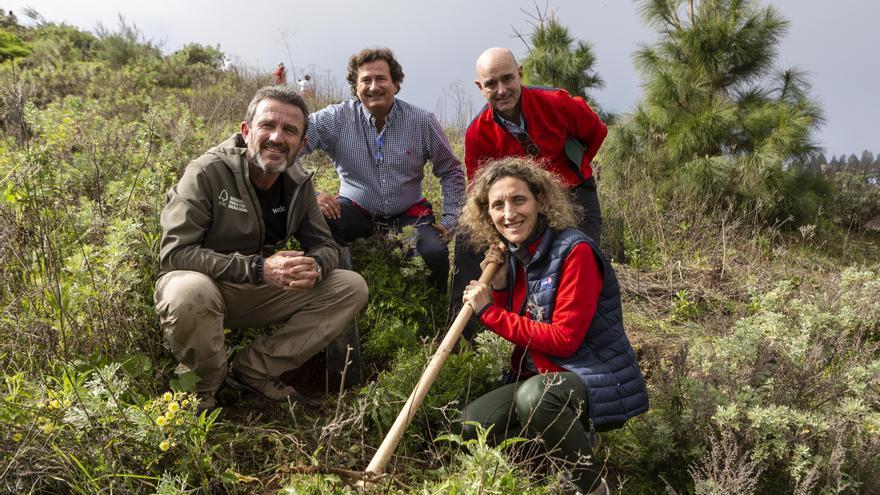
[[459, 157, 648, 495], [302, 47, 465, 292], [273, 62, 287, 85], [298, 74, 314, 97], [155, 86, 368, 411]]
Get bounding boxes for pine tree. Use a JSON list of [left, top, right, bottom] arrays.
[[517, 8, 607, 117], [859, 150, 875, 170], [603, 0, 825, 223], [847, 153, 860, 172], [0, 28, 30, 61], [520, 12, 604, 99], [804, 154, 821, 175]]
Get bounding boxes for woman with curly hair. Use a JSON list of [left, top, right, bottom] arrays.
[[459, 157, 648, 495]]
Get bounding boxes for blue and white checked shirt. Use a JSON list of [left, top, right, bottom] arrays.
[[303, 98, 465, 230]]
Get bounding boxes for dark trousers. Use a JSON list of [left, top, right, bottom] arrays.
[[461, 372, 601, 493], [448, 178, 601, 334], [328, 197, 449, 292], [572, 177, 602, 243]]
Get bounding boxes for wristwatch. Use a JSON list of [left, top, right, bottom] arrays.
[[250, 255, 264, 284]]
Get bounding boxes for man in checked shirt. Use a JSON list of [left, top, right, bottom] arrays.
[[302, 47, 465, 292]]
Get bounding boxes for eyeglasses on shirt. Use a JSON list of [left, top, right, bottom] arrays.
[[515, 131, 540, 156]]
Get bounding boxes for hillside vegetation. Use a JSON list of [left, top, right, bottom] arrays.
[[1, 4, 878, 494]]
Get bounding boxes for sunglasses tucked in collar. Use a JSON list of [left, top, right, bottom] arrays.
[[515, 131, 540, 156]]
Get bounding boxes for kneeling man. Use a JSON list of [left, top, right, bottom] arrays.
[[155, 86, 368, 410]]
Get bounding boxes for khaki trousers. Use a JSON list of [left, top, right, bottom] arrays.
[[155, 269, 368, 394]]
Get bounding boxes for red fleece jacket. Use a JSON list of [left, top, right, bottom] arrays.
[[465, 86, 607, 186]]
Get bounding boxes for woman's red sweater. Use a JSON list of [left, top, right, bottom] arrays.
[[479, 238, 602, 375]]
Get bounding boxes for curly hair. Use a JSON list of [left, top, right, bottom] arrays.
[[346, 47, 404, 97], [460, 157, 582, 249], [244, 85, 310, 134]]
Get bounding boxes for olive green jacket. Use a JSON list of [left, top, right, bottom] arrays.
[[158, 133, 340, 283]]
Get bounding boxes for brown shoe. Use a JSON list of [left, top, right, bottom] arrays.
[[195, 392, 217, 412], [226, 370, 304, 402]]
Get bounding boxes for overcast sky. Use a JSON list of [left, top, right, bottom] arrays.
[[14, 0, 879, 158]]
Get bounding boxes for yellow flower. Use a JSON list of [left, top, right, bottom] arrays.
[[156, 416, 168, 427], [162, 392, 173, 402], [167, 401, 180, 414], [49, 399, 61, 410], [12, 433, 22, 442], [159, 440, 171, 452], [164, 410, 175, 420], [41, 423, 54, 434]]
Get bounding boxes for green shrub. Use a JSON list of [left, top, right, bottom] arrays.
[[158, 43, 225, 89], [827, 173, 880, 230], [94, 15, 160, 69], [1, 362, 222, 492], [428, 423, 551, 495], [360, 334, 507, 453], [349, 228, 446, 367], [0, 28, 30, 61], [642, 266, 880, 493]]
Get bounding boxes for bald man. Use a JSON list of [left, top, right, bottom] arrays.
[[449, 48, 607, 338], [467, 47, 606, 235]]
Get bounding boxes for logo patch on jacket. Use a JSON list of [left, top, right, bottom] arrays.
[[218, 188, 247, 213], [539, 275, 554, 290]]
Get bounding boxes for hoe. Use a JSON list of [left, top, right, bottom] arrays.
[[357, 261, 499, 489]]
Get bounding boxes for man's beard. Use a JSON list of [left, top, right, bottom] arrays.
[[247, 140, 291, 175], [251, 151, 289, 174]]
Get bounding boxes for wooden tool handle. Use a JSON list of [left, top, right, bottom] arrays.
[[362, 262, 499, 480]]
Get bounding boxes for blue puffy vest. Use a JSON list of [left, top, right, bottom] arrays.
[[504, 227, 649, 428]]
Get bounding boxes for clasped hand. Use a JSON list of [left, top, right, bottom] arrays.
[[263, 251, 319, 291]]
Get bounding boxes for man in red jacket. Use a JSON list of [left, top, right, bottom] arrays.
[[450, 47, 607, 336]]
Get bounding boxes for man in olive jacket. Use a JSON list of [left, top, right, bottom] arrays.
[[155, 86, 368, 410]]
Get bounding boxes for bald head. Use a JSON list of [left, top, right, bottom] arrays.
[[474, 47, 524, 121], [476, 47, 518, 75]]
